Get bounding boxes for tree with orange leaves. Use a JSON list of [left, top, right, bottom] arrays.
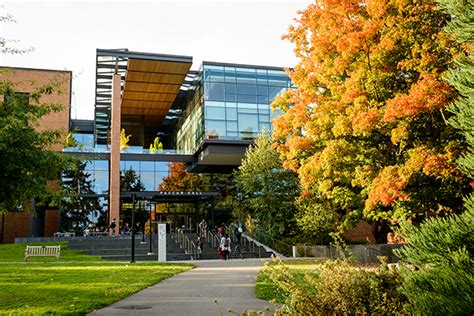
[[159, 162, 201, 192], [273, 0, 472, 238]]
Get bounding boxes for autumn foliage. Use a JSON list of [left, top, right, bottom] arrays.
[[272, 0, 471, 230], [159, 162, 201, 192]]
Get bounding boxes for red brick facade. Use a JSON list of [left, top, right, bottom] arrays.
[[0, 67, 71, 243], [0, 212, 31, 244]]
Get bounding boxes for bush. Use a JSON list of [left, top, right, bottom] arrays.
[[394, 204, 474, 315], [265, 257, 407, 315]]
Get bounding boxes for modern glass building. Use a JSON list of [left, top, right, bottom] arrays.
[[66, 48, 293, 228]]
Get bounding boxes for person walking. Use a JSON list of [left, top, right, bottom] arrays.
[[234, 225, 243, 259], [196, 236, 203, 259], [220, 233, 231, 260]]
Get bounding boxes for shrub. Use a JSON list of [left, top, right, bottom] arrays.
[[394, 204, 474, 315], [265, 257, 407, 315]]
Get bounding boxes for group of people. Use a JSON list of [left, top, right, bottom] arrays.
[[195, 220, 244, 260]]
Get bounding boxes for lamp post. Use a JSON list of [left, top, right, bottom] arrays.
[[131, 193, 136, 263], [148, 201, 153, 254]]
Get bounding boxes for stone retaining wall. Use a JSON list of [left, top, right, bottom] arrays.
[[295, 243, 405, 263]]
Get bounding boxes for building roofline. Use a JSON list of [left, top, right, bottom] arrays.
[[202, 60, 290, 71], [0, 66, 72, 74], [96, 48, 193, 64]]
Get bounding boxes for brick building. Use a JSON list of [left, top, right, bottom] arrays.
[[0, 67, 71, 243]]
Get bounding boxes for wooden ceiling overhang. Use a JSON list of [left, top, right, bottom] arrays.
[[121, 58, 192, 125]]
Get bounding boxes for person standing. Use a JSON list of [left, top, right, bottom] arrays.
[[199, 219, 208, 238], [110, 218, 117, 236]]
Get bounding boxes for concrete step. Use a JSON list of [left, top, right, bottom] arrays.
[[101, 253, 192, 261]]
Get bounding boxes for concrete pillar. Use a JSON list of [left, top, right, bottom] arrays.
[[109, 73, 121, 235]]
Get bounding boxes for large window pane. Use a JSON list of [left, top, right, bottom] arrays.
[[204, 65, 225, 82], [227, 121, 237, 131], [206, 106, 226, 120], [155, 162, 168, 172], [140, 161, 154, 171], [206, 82, 225, 101], [257, 95, 269, 103], [257, 85, 268, 95], [155, 172, 168, 188], [238, 94, 257, 103], [206, 120, 226, 138], [238, 114, 258, 133], [268, 86, 285, 100], [140, 171, 155, 191], [226, 108, 237, 120], [94, 170, 109, 194], [95, 160, 109, 171], [124, 160, 139, 171], [225, 83, 236, 94], [225, 94, 236, 102], [237, 84, 257, 95]]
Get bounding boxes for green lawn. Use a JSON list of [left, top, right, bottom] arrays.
[[255, 259, 322, 303], [0, 242, 193, 315]]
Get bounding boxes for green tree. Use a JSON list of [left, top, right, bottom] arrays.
[[235, 131, 300, 240], [394, 2, 474, 314], [60, 161, 100, 233], [0, 75, 73, 212]]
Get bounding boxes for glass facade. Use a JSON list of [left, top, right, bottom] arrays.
[[120, 160, 170, 191], [203, 64, 289, 141], [84, 160, 109, 194], [176, 63, 291, 152], [73, 132, 94, 147]]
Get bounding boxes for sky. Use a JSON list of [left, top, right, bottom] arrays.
[[1, 0, 311, 119]]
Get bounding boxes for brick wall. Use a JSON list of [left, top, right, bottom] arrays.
[[0, 212, 31, 244], [44, 210, 61, 237], [343, 220, 376, 244], [0, 67, 71, 151], [0, 67, 71, 243]]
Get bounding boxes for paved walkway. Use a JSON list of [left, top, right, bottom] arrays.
[[88, 259, 275, 316]]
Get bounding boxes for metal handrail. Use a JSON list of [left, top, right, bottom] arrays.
[[175, 228, 197, 260]]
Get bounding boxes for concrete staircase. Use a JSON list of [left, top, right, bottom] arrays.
[[67, 234, 191, 261], [187, 233, 274, 260], [67, 232, 275, 261]]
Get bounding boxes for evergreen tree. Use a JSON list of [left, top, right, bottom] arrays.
[[120, 168, 147, 227], [395, 207, 474, 315], [120, 168, 145, 192], [60, 161, 100, 233], [395, 1, 474, 314]]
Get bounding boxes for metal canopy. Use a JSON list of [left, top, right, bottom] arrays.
[[94, 49, 193, 144], [81, 191, 218, 203]]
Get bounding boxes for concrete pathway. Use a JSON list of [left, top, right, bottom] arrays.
[[88, 259, 275, 316]]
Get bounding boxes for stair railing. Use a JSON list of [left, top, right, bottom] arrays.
[[176, 228, 197, 260]]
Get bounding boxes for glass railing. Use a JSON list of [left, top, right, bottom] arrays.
[[63, 145, 192, 155]]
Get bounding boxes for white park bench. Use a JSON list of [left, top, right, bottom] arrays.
[[24, 245, 61, 262], [53, 232, 75, 238]]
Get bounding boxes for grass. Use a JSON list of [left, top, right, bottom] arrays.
[[0, 242, 193, 315], [255, 258, 323, 303]]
